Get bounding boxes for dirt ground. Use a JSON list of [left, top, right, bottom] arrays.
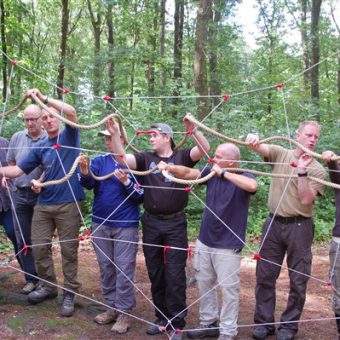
[[0, 241, 337, 339]]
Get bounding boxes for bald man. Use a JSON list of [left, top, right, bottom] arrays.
[[5, 104, 47, 294], [158, 143, 258, 340]]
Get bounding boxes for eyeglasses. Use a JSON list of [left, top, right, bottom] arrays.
[[23, 117, 40, 123]]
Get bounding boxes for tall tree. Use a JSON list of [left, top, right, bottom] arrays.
[[173, 0, 184, 101], [57, 0, 70, 98], [159, 0, 166, 94], [87, 0, 103, 96], [106, 1, 115, 98], [310, 0, 322, 110], [208, 0, 222, 107], [0, 0, 7, 102], [194, 0, 211, 119]]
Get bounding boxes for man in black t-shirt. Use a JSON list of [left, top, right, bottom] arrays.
[[107, 116, 210, 339]]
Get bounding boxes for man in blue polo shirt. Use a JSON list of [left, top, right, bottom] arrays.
[[158, 143, 257, 340], [0, 88, 85, 317]]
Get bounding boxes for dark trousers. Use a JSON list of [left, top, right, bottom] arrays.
[[12, 188, 39, 284], [254, 216, 314, 333], [0, 208, 22, 267], [142, 212, 188, 329]]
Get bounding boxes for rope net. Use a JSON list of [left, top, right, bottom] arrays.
[[0, 50, 339, 338]]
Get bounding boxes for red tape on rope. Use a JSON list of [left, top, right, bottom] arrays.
[[102, 95, 112, 101], [274, 83, 285, 89], [163, 246, 172, 264], [223, 94, 230, 102], [136, 130, 156, 136], [52, 144, 61, 149], [23, 243, 28, 256], [11, 60, 17, 65], [187, 246, 193, 262], [253, 253, 261, 261]]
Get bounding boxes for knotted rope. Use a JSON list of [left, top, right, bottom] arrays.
[[31, 153, 339, 190], [184, 113, 340, 162], [161, 167, 340, 190]]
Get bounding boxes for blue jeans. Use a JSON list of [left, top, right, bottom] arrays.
[[12, 188, 39, 284], [0, 208, 22, 267]]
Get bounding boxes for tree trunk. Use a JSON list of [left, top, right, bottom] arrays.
[[57, 0, 69, 99], [194, 0, 211, 120], [159, 0, 166, 94], [300, 0, 310, 90], [173, 0, 184, 113], [0, 0, 7, 102], [310, 0, 322, 114], [87, 0, 102, 96], [106, 2, 115, 99], [208, 0, 222, 107]]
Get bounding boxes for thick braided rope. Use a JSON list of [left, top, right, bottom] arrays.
[[32, 155, 339, 189], [185, 113, 340, 161], [162, 167, 340, 190], [0, 96, 28, 119], [31, 155, 158, 188], [161, 170, 216, 185], [32, 93, 121, 130]]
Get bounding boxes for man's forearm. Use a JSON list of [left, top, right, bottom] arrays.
[[0, 165, 24, 179]]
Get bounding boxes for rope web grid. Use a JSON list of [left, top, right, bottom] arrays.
[[0, 49, 339, 338]]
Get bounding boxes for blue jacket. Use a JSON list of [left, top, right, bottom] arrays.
[[81, 154, 143, 228]]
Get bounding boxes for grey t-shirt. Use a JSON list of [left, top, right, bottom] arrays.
[[7, 129, 47, 188]]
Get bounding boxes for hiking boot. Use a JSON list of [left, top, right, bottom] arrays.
[[21, 282, 38, 295], [111, 313, 130, 334], [252, 326, 275, 339], [94, 309, 119, 325], [59, 292, 75, 317], [276, 329, 295, 340], [27, 285, 58, 304], [146, 318, 167, 335], [187, 322, 220, 338]]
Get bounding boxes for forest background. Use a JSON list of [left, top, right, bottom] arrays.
[[0, 0, 339, 247]]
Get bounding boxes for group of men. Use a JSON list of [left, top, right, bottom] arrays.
[[0, 88, 338, 340]]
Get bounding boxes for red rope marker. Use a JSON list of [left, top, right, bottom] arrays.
[[174, 329, 182, 334], [61, 88, 70, 94], [186, 130, 193, 135], [184, 187, 191, 193], [163, 246, 172, 264], [117, 154, 124, 159], [253, 253, 261, 261], [223, 94, 230, 102], [136, 183, 141, 189], [136, 130, 156, 136], [208, 158, 215, 164], [11, 60, 17, 65], [84, 230, 91, 237], [326, 281, 332, 287], [274, 83, 285, 89], [187, 246, 193, 262], [102, 95, 112, 101], [23, 243, 28, 256], [290, 162, 297, 168], [53, 143, 61, 149]]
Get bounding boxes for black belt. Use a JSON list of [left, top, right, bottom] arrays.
[[146, 210, 185, 220], [16, 186, 32, 191], [269, 213, 310, 224]]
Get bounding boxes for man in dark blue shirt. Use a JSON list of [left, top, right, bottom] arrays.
[[158, 143, 257, 340], [0, 88, 84, 318]]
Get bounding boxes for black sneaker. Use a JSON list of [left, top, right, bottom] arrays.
[[59, 292, 75, 317], [277, 329, 295, 340], [146, 318, 168, 335], [27, 285, 58, 304], [187, 322, 220, 338]]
